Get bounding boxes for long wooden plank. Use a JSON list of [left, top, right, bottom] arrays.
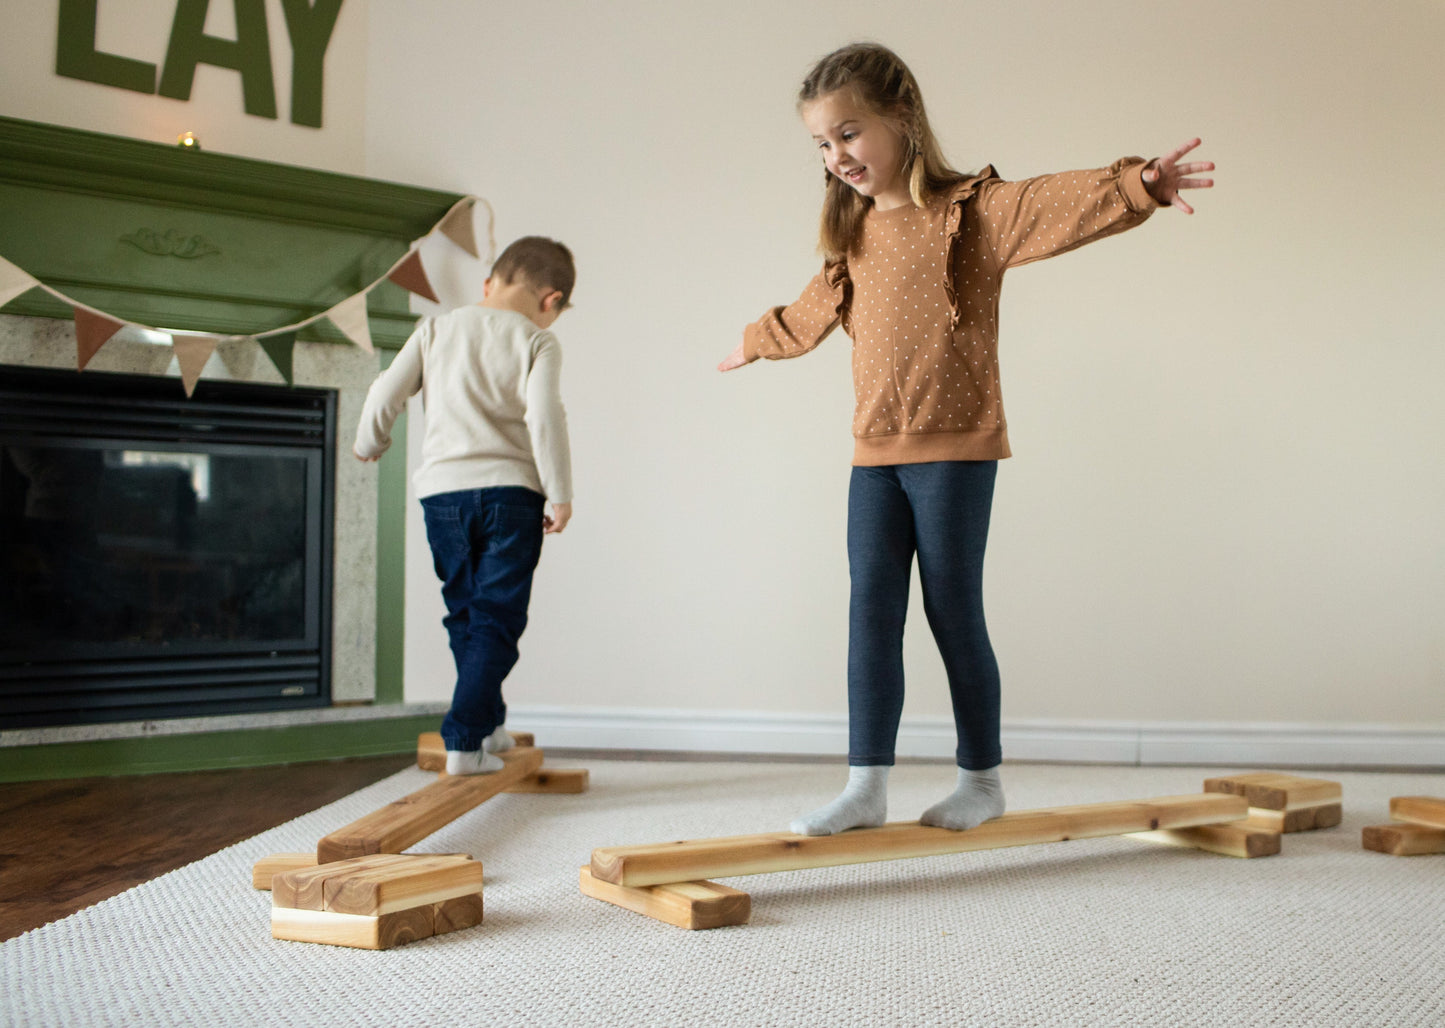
[[591, 793, 1248, 888], [578, 867, 750, 930], [252, 853, 319, 890], [317, 746, 544, 863], [1389, 796, 1445, 830]]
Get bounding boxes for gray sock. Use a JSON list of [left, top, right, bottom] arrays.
[[483, 726, 514, 753], [919, 765, 1006, 830], [790, 765, 889, 836]]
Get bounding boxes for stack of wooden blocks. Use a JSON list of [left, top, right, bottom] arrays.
[[1362, 796, 1445, 856]]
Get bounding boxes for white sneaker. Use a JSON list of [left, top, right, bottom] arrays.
[[445, 749, 504, 775]]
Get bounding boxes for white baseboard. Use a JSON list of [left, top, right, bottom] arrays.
[[508, 705, 1445, 770]]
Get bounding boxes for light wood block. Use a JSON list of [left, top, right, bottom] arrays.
[[505, 768, 589, 794], [318, 746, 544, 862], [578, 866, 750, 930], [433, 892, 485, 934], [417, 730, 534, 772], [252, 853, 319, 890], [272, 906, 434, 950], [1203, 773, 1341, 811], [1362, 822, 1445, 857], [324, 855, 484, 916], [272, 854, 418, 911], [1129, 822, 1282, 858], [591, 792, 1248, 888], [1389, 796, 1445, 830], [1242, 803, 1343, 834]]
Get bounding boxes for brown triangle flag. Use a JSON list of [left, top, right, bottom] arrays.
[[74, 308, 125, 370], [438, 198, 479, 257], [388, 250, 439, 303], [259, 331, 297, 386], [172, 334, 218, 397]]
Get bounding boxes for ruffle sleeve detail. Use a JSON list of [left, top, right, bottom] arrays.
[[942, 166, 1000, 329]]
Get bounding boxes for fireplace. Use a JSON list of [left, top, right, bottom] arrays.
[[0, 364, 335, 728]]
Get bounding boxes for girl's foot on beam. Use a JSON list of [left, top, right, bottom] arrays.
[[790, 765, 889, 836], [920, 766, 1005, 830]]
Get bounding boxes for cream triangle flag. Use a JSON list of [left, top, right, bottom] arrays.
[[325, 293, 373, 353], [0, 256, 38, 308], [438, 198, 479, 258], [172, 333, 218, 397]]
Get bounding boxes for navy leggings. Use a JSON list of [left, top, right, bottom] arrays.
[[847, 461, 1001, 769]]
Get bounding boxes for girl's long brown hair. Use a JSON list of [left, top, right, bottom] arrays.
[[799, 43, 968, 263]]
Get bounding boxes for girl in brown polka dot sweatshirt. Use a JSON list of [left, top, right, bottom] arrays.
[[718, 43, 1213, 837]]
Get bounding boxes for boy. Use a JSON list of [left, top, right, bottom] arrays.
[[354, 236, 575, 775]]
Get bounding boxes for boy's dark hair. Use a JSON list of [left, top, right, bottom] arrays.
[[491, 236, 576, 308]]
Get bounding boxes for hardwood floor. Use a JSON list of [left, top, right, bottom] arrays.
[[0, 754, 413, 942]]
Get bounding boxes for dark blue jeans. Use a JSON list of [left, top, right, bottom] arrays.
[[421, 486, 545, 752], [847, 461, 1001, 769]]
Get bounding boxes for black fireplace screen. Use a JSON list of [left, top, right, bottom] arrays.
[[0, 366, 334, 728]]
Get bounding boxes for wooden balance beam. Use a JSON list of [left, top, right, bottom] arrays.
[[416, 732, 589, 793], [317, 746, 545, 863], [582, 788, 1284, 929]]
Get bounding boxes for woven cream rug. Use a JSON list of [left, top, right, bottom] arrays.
[[4, 759, 1443, 1027]]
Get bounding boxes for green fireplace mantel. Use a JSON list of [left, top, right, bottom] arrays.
[[0, 115, 463, 348]]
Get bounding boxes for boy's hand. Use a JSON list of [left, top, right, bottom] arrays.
[[1142, 138, 1215, 214], [717, 342, 747, 372], [544, 502, 572, 534]]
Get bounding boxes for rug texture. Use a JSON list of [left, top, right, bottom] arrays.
[[3, 760, 1443, 1027]]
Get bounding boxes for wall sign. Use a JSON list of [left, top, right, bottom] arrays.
[[55, 0, 344, 128]]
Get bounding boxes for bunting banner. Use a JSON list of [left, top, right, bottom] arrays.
[[0, 193, 494, 397], [0, 256, 38, 308], [387, 249, 439, 304], [74, 307, 125, 370], [259, 330, 298, 386], [324, 293, 374, 354]]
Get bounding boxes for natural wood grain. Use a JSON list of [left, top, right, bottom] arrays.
[[0, 755, 411, 942], [317, 747, 544, 863], [252, 853, 319, 890], [270, 905, 435, 950], [1242, 803, 1343, 834], [324, 855, 484, 916], [504, 768, 590, 794], [1128, 823, 1282, 858], [433, 892, 485, 934], [1362, 822, 1445, 856], [1203, 773, 1341, 811], [578, 866, 751, 930], [591, 793, 1248, 888], [1389, 796, 1445, 829], [271, 854, 419, 911]]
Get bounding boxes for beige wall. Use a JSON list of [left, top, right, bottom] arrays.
[[3, 2, 1441, 737], [373, 1, 1444, 732]]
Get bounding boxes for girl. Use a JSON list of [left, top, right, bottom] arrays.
[[718, 43, 1213, 836]]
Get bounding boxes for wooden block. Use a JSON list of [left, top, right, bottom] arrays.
[[324, 855, 484, 916], [1362, 822, 1445, 857], [591, 792, 1247, 888], [272, 854, 418, 911], [506, 768, 589, 794], [1389, 796, 1445, 830], [417, 730, 535, 772], [318, 746, 544, 862], [271, 905, 435, 950], [252, 853, 319, 890], [1242, 803, 1343, 833], [1203, 772, 1341, 811], [433, 892, 485, 935], [578, 866, 750, 930], [1129, 822, 1282, 858]]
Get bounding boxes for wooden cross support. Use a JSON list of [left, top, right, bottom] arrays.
[[580, 781, 1308, 930], [1362, 796, 1445, 857], [270, 853, 485, 950], [1203, 772, 1343, 833]]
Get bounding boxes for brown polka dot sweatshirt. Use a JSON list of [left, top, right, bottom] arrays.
[[743, 158, 1159, 465]]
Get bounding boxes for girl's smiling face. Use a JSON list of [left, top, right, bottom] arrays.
[[801, 89, 910, 210]]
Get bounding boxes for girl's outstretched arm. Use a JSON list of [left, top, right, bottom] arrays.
[[1141, 138, 1215, 214], [717, 342, 746, 372]]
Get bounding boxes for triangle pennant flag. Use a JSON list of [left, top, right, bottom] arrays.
[[259, 330, 298, 386], [387, 249, 440, 303], [172, 334, 218, 397], [74, 307, 126, 370], [438, 198, 479, 257], [0, 256, 39, 308], [326, 293, 373, 354]]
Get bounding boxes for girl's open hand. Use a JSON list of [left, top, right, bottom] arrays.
[[1142, 138, 1215, 214], [717, 342, 747, 372]]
